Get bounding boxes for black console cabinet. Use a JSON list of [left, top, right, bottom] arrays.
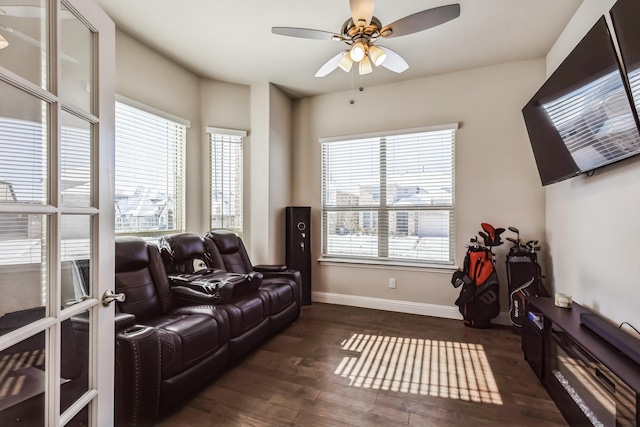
[[524, 297, 640, 426]]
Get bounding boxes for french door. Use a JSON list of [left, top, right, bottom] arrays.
[[0, 0, 115, 425]]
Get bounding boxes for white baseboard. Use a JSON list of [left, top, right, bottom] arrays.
[[311, 291, 512, 327]]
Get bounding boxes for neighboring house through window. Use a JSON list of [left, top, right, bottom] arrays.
[[321, 124, 457, 265], [208, 127, 246, 236], [115, 98, 188, 236]]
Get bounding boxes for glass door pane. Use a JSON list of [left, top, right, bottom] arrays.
[[0, 0, 47, 89], [60, 310, 89, 416], [60, 215, 91, 305], [60, 3, 92, 113], [0, 331, 46, 426], [0, 213, 48, 335], [0, 79, 48, 205], [61, 112, 92, 208]]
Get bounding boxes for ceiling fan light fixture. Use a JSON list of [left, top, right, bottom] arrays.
[[359, 55, 373, 75], [338, 53, 354, 72], [350, 41, 366, 62], [0, 34, 8, 49], [368, 45, 386, 66]]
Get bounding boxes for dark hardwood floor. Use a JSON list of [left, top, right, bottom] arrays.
[[158, 303, 566, 426]]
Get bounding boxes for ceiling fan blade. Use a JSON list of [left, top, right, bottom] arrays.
[[377, 46, 409, 73], [381, 3, 460, 38], [349, 0, 375, 27], [315, 51, 346, 77], [272, 27, 342, 41]]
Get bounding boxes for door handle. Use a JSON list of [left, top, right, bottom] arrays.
[[102, 289, 126, 306]]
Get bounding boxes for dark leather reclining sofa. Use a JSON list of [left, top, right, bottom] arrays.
[[114, 231, 302, 426]]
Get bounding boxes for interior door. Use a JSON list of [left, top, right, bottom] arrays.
[[0, 0, 115, 425]]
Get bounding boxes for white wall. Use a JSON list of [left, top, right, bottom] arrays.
[[545, 0, 640, 328], [249, 83, 271, 261], [248, 83, 293, 264], [268, 84, 293, 264], [292, 59, 547, 315]]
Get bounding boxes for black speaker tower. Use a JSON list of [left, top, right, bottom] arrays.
[[286, 206, 311, 305]]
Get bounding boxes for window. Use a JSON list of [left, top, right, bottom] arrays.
[[208, 127, 246, 236], [321, 124, 457, 265], [115, 99, 187, 235]]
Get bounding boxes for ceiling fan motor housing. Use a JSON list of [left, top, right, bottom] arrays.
[[342, 16, 383, 45]]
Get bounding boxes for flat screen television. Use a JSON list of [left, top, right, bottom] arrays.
[[522, 10, 640, 186]]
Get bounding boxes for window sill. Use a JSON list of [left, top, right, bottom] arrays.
[[317, 257, 459, 273]]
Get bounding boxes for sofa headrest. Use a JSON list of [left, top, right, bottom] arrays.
[[160, 233, 205, 261], [207, 230, 240, 254], [115, 236, 149, 273]]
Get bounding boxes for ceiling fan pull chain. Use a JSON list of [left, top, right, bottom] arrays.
[[349, 66, 355, 104]]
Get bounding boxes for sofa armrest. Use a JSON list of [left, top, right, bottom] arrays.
[[260, 270, 302, 307], [72, 311, 136, 334], [115, 325, 160, 426], [115, 313, 136, 332], [261, 269, 301, 286], [73, 312, 135, 335], [253, 264, 288, 273]]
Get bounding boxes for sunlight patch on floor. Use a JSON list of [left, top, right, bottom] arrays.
[[0, 349, 45, 400], [335, 334, 502, 405]]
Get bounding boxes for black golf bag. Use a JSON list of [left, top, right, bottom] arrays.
[[451, 223, 503, 329], [506, 236, 548, 332]]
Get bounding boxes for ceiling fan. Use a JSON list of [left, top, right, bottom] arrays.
[[272, 0, 460, 77]]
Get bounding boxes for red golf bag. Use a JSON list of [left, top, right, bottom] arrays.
[[451, 223, 503, 329]]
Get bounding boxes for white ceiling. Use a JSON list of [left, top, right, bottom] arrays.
[[95, 0, 583, 98]]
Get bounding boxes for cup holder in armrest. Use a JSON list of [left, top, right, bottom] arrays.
[[124, 326, 144, 334]]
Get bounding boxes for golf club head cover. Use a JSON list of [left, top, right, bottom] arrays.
[[451, 270, 473, 288], [480, 223, 504, 247]]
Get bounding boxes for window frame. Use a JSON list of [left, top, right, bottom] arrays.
[[114, 96, 189, 237], [320, 123, 458, 267], [207, 126, 246, 236]]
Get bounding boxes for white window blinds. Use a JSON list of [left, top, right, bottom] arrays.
[[0, 117, 47, 204], [321, 125, 456, 264], [115, 101, 186, 235], [209, 129, 245, 235]]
